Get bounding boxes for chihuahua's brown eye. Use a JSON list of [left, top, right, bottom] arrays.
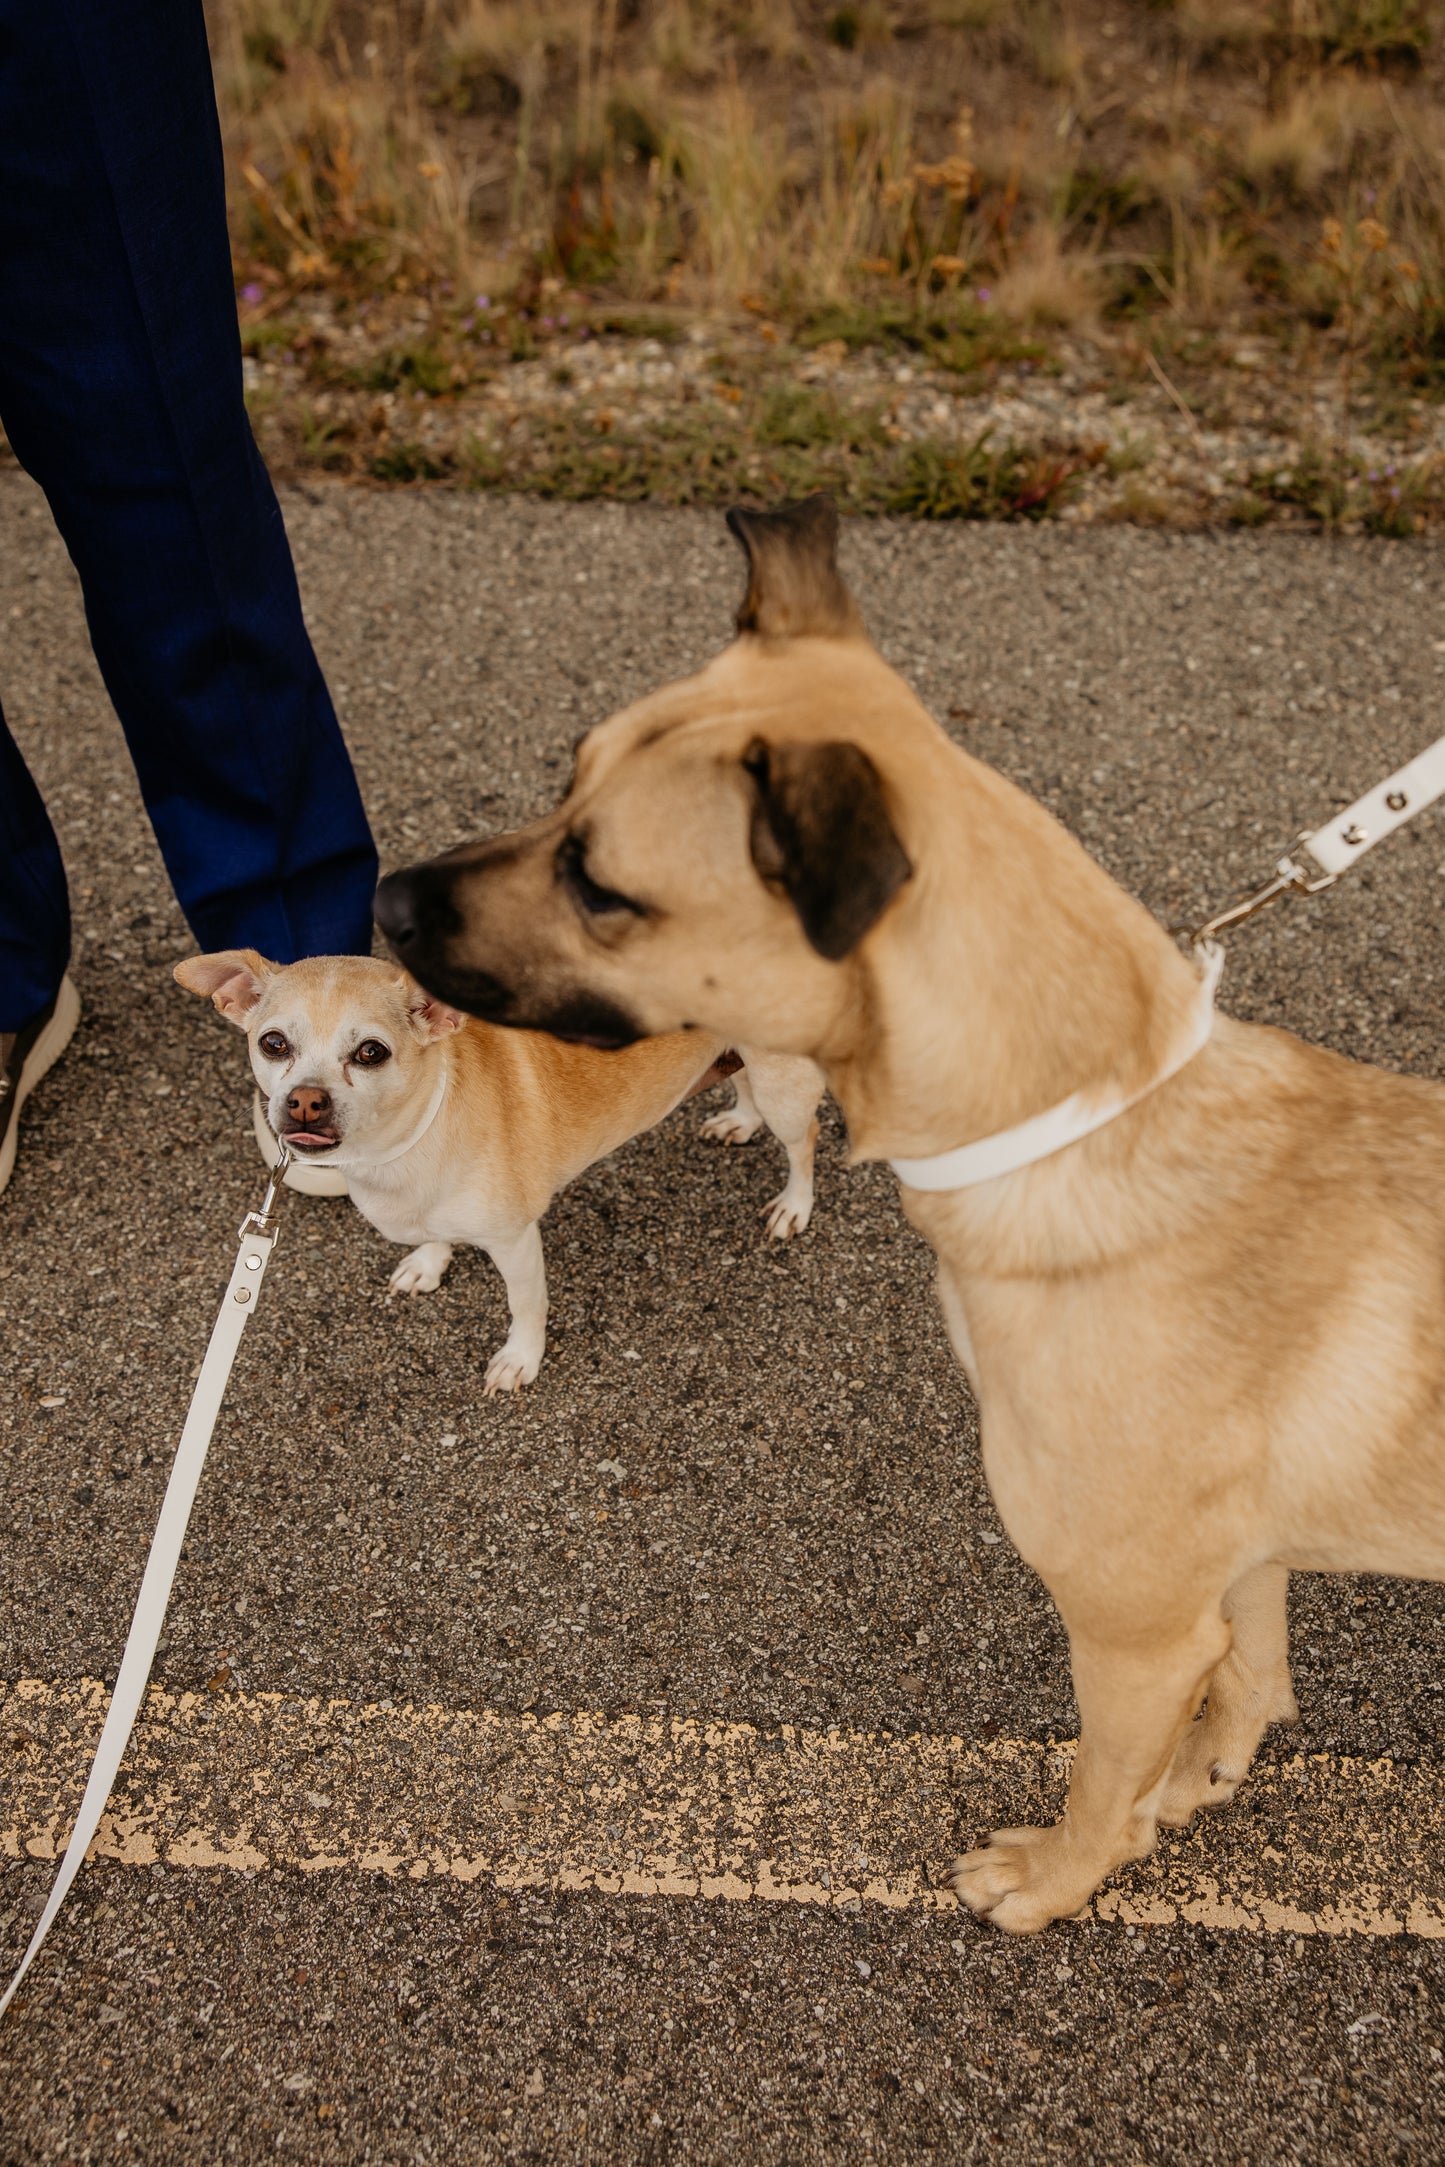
[[353, 1040, 392, 1067], [257, 1030, 290, 1060]]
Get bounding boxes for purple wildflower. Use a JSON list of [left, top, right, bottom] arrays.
[[240, 281, 264, 306], [975, 286, 992, 304], [475, 294, 491, 310], [541, 315, 554, 330]]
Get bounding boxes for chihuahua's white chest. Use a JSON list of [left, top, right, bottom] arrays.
[[346, 1169, 501, 1250]]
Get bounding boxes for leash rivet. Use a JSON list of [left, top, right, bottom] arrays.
[[1341, 823, 1367, 846], [244, 1254, 262, 1271], [1386, 790, 1408, 812], [234, 1288, 252, 1304]]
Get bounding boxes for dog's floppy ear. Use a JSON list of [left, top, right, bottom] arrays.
[[174, 949, 276, 1026], [726, 495, 865, 641], [405, 980, 467, 1043], [744, 738, 911, 961]]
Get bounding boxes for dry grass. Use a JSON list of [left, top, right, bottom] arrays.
[[992, 226, 1100, 328], [209, 0, 1445, 497], [222, 3, 1443, 356]]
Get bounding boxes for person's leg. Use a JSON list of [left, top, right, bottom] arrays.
[[0, 695, 69, 1034], [0, 0, 378, 967], [0, 684, 82, 1190]]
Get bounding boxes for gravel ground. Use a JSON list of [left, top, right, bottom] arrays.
[[2, 471, 1445, 2158]]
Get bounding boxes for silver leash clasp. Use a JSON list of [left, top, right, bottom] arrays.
[[238, 1139, 292, 1244], [1185, 832, 1338, 952]]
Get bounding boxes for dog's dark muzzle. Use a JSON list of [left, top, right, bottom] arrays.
[[376, 850, 646, 1048], [373, 864, 511, 1015], [374, 861, 461, 960]]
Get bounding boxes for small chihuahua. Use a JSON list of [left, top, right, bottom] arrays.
[[175, 951, 824, 1393]]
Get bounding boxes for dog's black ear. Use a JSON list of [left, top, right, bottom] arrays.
[[726, 496, 865, 640], [744, 738, 911, 960]]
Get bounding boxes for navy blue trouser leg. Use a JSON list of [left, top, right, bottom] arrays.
[[0, 0, 379, 1032]]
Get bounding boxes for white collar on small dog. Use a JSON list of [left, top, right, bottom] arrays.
[[889, 944, 1224, 1193], [366, 1059, 450, 1167]]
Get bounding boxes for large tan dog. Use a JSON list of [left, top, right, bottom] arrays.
[[374, 496, 1445, 1932], [175, 951, 823, 1394]]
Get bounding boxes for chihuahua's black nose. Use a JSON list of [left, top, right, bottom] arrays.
[[374, 865, 461, 954], [287, 1084, 332, 1127]]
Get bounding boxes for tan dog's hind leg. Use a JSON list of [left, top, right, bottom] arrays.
[[952, 1610, 1229, 1933], [740, 1051, 824, 1239], [388, 1241, 455, 1297], [699, 1066, 764, 1147], [1157, 1563, 1298, 1828], [482, 1224, 548, 1395]]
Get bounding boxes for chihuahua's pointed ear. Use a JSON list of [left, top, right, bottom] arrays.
[[726, 495, 865, 641], [174, 949, 276, 1026], [744, 738, 911, 961], [406, 980, 467, 1043]]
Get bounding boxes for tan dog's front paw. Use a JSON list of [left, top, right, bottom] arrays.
[[1157, 1672, 1297, 1828], [762, 1186, 813, 1239], [701, 1108, 761, 1146], [1156, 1723, 1244, 1828], [484, 1343, 542, 1395], [950, 1827, 1098, 1935], [388, 1241, 453, 1297]]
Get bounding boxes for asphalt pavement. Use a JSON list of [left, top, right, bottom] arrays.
[[2, 470, 1445, 2162]]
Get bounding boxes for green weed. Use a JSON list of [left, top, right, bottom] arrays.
[[347, 341, 456, 397], [297, 402, 351, 469], [796, 299, 1044, 376], [1247, 444, 1442, 532], [370, 441, 450, 482], [883, 434, 1093, 520]]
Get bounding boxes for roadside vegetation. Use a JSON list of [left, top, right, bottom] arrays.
[[207, 1, 1445, 524]]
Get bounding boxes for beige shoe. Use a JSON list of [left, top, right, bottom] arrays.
[[0, 975, 82, 1197], [251, 1090, 349, 1197]]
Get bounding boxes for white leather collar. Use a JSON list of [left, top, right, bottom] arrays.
[[889, 944, 1223, 1193]]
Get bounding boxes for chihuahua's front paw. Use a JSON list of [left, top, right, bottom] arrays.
[[950, 1826, 1100, 1935], [484, 1340, 543, 1396], [762, 1185, 814, 1240], [700, 1107, 761, 1146], [389, 1242, 453, 1297]]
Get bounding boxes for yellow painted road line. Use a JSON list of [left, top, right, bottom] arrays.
[[3, 1680, 1442, 1938]]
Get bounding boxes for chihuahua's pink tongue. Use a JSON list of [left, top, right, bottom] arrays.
[[285, 1130, 340, 1150]]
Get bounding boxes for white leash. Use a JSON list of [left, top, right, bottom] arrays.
[[890, 730, 1445, 1193], [1301, 734, 1445, 878], [0, 1146, 291, 2021]]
